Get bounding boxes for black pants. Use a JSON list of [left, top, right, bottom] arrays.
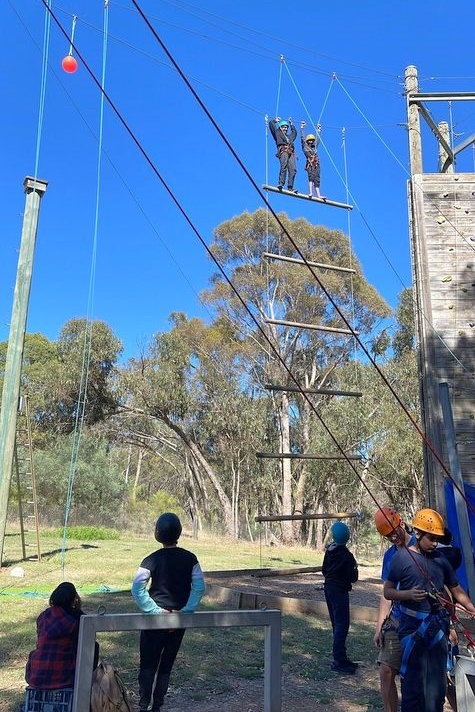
[[399, 620, 448, 712], [138, 628, 185, 708], [278, 151, 296, 189], [324, 584, 350, 663]]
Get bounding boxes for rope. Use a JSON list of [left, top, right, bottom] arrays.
[[33, 0, 52, 181], [335, 75, 408, 173], [67, 14, 77, 56], [283, 59, 334, 128], [341, 127, 358, 376], [275, 55, 284, 118], [61, 4, 110, 572]]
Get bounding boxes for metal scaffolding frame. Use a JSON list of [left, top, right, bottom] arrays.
[[73, 609, 282, 712]]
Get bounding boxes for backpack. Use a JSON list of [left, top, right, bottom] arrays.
[[90, 661, 133, 712]]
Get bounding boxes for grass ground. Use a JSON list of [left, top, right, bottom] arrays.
[[1, 529, 382, 712]]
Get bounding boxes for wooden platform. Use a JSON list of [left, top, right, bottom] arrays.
[[262, 184, 353, 210]]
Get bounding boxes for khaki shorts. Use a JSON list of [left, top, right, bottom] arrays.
[[377, 615, 402, 672]]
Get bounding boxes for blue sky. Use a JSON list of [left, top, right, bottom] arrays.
[[2, 0, 475, 360]]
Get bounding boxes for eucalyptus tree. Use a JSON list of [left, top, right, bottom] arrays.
[[34, 431, 128, 526], [119, 314, 266, 537], [1, 319, 122, 438], [317, 287, 422, 526], [202, 209, 390, 543]]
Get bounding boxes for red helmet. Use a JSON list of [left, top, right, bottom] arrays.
[[374, 507, 402, 536]]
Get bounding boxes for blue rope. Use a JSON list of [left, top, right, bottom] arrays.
[[33, 0, 52, 180], [274, 55, 284, 119]]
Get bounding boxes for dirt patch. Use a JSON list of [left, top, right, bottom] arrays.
[[205, 564, 382, 613]]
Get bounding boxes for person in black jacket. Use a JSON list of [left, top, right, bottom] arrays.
[[322, 521, 359, 674], [131, 513, 206, 712], [437, 527, 462, 572], [269, 117, 298, 192]]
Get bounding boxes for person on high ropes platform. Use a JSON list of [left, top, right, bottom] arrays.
[[300, 120, 324, 200], [269, 117, 297, 192]]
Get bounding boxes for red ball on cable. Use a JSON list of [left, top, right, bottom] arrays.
[[62, 55, 78, 73]]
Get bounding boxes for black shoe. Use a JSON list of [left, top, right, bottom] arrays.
[[342, 659, 359, 669], [330, 661, 356, 675], [277, 185, 283, 191]]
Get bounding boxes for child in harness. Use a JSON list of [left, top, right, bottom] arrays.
[[384, 508, 475, 712]]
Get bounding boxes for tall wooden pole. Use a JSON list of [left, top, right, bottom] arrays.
[[0, 177, 47, 565], [405, 65, 423, 175]]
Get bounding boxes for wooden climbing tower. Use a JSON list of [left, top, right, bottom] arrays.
[[405, 66, 475, 511]]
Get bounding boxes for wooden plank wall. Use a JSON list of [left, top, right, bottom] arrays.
[[410, 173, 475, 494]]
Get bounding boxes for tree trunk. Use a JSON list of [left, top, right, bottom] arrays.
[[132, 447, 144, 501], [279, 393, 294, 544], [293, 398, 312, 542], [161, 412, 236, 537]]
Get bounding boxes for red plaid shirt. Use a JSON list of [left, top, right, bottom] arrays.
[[25, 605, 81, 689]]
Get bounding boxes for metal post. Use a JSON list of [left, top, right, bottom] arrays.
[[264, 609, 281, 712], [0, 177, 47, 565], [455, 655, 475, 711], [439, 382, 475, 597]]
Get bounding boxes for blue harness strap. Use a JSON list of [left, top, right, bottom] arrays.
[[399, 606, 446, 678]]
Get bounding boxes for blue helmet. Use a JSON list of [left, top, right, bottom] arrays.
[[278, 120, 289, 129], [331, 521, 350, 545]]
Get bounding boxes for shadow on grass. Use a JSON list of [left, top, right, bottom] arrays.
[[3, 544, 99, 568]]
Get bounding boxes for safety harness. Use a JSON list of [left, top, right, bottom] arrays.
[[305, 153, 320, 170], [398, 603, 447, 677], [278, 144, 295, 156]]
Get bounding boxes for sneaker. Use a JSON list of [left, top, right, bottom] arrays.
[[330, 661, 356, 675], [343, 659, 359, 669], [277, 185, 283, 191]]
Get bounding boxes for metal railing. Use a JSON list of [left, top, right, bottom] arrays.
[[73, 609, 282, 712]]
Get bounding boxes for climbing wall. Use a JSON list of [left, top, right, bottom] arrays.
[[409, 172, 475, 500]]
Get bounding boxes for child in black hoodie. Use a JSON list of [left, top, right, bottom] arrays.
[[322, 521, 359, 674]]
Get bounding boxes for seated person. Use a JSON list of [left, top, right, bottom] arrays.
[[26, 582, 92, 689]]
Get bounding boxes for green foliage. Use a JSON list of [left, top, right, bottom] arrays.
[[43, 526, 120, 540], [393, 287, 416, 358], [126, 491, 185, 535], [34, 433, 128, 527]]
